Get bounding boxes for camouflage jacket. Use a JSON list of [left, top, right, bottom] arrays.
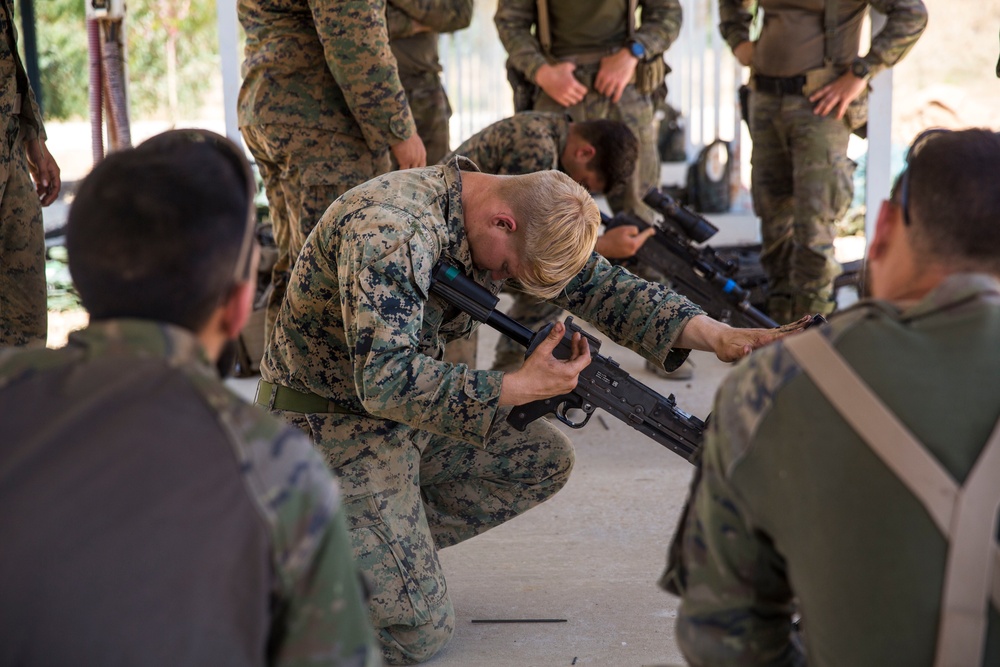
[[664, 274, 1000, 666], [0, 0, 45, 141], [719, 0, 928, 79], [0, 320, 379, 667], [238, 0, 415, 152], [261, 157, 702, 447], [495, 0, 682, 81], [441, 112, 569, 174]]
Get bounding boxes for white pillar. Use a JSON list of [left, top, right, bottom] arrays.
[[217, 0, 242, 145], [864, 11, 892, 245]]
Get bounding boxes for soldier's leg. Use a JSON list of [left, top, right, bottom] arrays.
[[748, 91, 796, 323], [491, 291, 562, 372], [420, 406, 575, 548], [287, 128, 392, 263], [282, 411, 455, 665], [241, 125, 289, 343], [0, 120, 46, 348], [786, 100, 850, 319], [405, 74, 452, 165]]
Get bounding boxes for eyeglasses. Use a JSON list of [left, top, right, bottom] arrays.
[[897, 127, 950, 227], [138, 129, 258, 283]]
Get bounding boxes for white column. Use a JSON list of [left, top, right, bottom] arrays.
[[217, 0, 242, 145], [864, 11, 892, 244]]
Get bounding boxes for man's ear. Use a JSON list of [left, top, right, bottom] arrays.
[[220, 280, 255, 340], [576, 143, 596, 163], [868, 200, 899, 262], [491, 212, 517, 234]]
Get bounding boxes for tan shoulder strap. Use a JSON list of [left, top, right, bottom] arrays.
[[536, 0, 551, 54], [783, 330, 1000, 667], [627, 0, 637, 38]]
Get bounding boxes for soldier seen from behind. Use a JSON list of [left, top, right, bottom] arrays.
[[663, 128, 1000, 666], [0, 131, 380, 667]]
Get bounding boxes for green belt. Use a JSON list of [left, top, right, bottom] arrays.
[[254, 380, 358, 415]]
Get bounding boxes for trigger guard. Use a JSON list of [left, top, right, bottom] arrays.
[[555, 402, 594, 429]]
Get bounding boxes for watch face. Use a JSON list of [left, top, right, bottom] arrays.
[[852, 61, 869, 78], [630, 42, 645, 58]]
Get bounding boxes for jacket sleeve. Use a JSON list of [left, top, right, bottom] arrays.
[[863, 0, 928, 77], [389, 0, 474, 35], [673, 362, 804, 667], [309, 0, 416, 151], [634, 0, 683, 57], [494, 0, 549, 81], [718, 0, 755, 52]]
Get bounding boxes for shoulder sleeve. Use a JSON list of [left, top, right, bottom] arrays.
[[718, 0, 755, 52], [309, 0, 416, 150], [635, 0, 682, 56], [673, 353, 802, 666], [389, 0, 474, 34], [864, 0, 928, 77], [494, 0, 549, 80]]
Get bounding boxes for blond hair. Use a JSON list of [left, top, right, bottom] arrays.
[[497, 170, 600, 299]]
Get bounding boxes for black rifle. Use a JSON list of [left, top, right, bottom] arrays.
[[604, 188, 779, 328], [430, 262, 705, 464]]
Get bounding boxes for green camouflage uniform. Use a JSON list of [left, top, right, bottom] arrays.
[[0, 320, 379, 666], [0, 0, 47, 348], [441, 111, 570, 371], [720, 0, 928, 322], [662, 274, 1000, 666], [238, 0, 419, 342], [495, 0, 681, 214], [387, 0, 473, 165], [260, 157, 703, 664]]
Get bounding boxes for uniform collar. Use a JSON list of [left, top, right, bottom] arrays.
[[901, 273, 1000, 321], [68, 319, 215, 373]]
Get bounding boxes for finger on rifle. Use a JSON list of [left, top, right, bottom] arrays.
[[534, 320, 566, 358]]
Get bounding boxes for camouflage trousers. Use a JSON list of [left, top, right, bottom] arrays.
[[399, 71, 452, 166], [241, 123, 391, 342], [749, 90, 852, 322], [274, 407, 575, 665], [535, 66, 658, 216], [0, 118, 46, 348]]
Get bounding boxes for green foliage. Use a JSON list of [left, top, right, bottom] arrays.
[[25, 0, 220, 121], [45, 245, 82, 311]]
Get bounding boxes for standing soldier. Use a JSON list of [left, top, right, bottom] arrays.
[[495, 0, 681, 215], [0, 0, 61, 348], [719, 0, 928, 322], [387, 0, 474, 165], [238, 0, 427, 342]]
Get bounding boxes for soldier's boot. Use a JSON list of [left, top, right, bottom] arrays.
[[645, 358, 694, 380], [791, 292, 836, 322], [765, 293, 795, 325]]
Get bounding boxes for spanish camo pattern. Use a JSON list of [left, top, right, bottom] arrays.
[[0, 320, 380, 666]]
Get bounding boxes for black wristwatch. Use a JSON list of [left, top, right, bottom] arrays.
[[850, 58, 871, 80], [626, 39, 646, 60]]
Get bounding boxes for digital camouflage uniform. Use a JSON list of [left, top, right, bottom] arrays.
[[441, 111, 571, 371], [387, 0, 473, 165], [0, 0, 47, 348], [662, 274, 1000, 666], [720, 0, 928, 322], [238, 0, 419, 342], [259, 157, 703, 664], [0, 320, 379, 666], [495, 0, 681, 215]]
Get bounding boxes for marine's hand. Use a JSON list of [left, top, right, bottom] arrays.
[[733, 40, 754, 67], [676, 314, 813, 363], [25, 138, 61, 206], [391, 134, 427, 169], [535, 62, 588, 107], [499, 320, 591, 406], [595, 49, 639, 103], [809, 72, 867, 119], [595, 224, 656, 259]]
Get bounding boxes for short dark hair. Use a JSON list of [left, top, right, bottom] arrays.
[[903, 129, 1000, 273], [572, 119, 638, 193], [67, 131, 253, 331]]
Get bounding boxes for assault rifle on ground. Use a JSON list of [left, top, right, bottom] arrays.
[[605, 188, 779, 328], [430, 262, 705, 464]]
